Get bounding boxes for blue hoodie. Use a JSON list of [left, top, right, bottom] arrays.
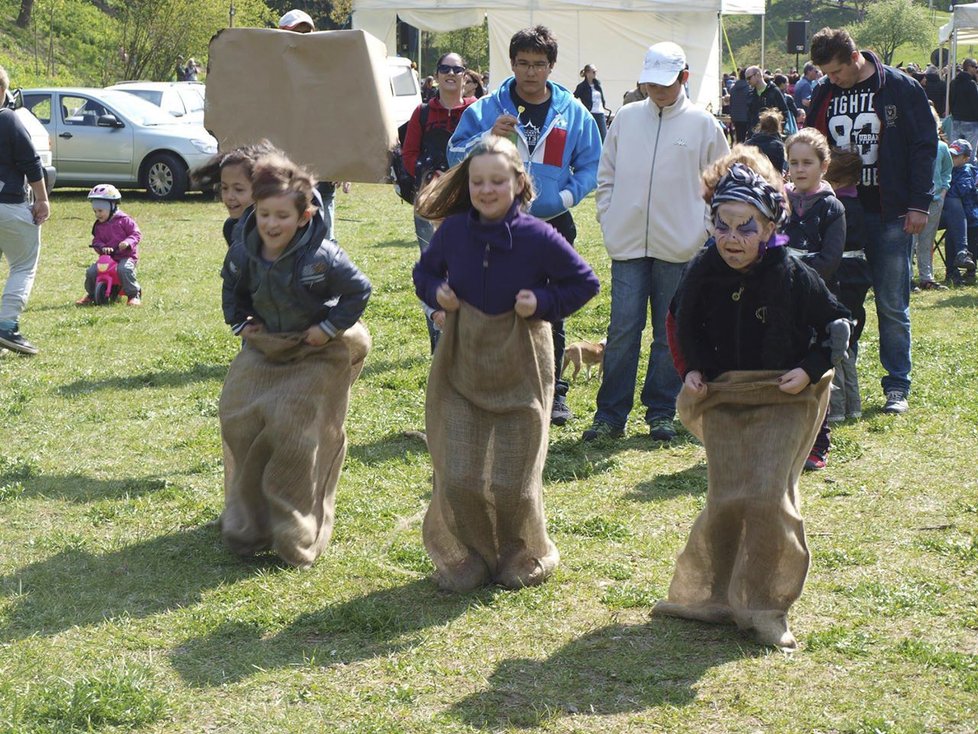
[[448, 77, 601, 220]]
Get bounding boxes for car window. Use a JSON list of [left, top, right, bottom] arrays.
[[98, 90, 183, 125], [23, 94, 52, 124], [62, 95, 108, 126], [123, 89, 164, 107], [177, 87, 205, 114], [390, 66, 418, 97]]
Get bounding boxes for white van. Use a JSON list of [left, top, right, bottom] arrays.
[[387, 57, 421, 128], [5, 89, 56, 191]]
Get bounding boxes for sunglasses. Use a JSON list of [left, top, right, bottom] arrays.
[[437, 64, 466, 75]]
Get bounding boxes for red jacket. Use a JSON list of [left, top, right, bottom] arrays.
[[402, 96, 475, 177]]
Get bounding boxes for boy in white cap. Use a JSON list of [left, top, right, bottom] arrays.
[[278, 9, 315, 32], [582, 41, 729, 444]]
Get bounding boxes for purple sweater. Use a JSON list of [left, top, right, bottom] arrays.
[[91, 210, 142, 262], [413, 202, 599, 322]]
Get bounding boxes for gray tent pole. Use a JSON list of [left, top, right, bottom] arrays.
[[760, 12, 765, 70]]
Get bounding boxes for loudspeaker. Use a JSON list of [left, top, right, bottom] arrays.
[[787, 21, 809, 54], [931, 47, 950, 68]]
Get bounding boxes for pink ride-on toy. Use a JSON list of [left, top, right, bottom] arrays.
[[93, 253, 123, 305]]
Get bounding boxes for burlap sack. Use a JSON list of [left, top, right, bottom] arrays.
[[653, 370, 832, 648], [423, 303, 559, 592], [219, 323, 370, 568]]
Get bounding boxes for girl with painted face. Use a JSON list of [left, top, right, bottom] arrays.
[[658, 158, 851, 651]]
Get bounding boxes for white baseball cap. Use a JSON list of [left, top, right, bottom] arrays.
[[278, 9, 315, 31], [638, 42, 686, 86]]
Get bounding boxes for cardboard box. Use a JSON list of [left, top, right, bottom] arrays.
[[205, 28, 397, 183]]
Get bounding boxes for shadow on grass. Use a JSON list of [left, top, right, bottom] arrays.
[[625, 463, 707, 503], [934, 291, 978, 308], [375, 237, 420, 249], [448, 618, 758, 729], [169, 579, 495, 687], [544, 432, 698, 484], [0, 524, 261, 641], [57, 363, 228, 396], [360, 353, 428, 379], [0, 469, 176, 503], [347, 431, 429, 465]]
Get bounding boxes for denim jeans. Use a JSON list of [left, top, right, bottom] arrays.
[[546, 211, 577, 398], [940, 195, 969, 263], [414, 213, 439, 353], [863, 213, 913, 395], [592, 257, 686, 428]]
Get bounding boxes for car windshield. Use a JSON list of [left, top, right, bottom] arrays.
[[97, 90, 181, 125]]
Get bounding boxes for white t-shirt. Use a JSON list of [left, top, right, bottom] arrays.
[[590, 84, 604, 113]]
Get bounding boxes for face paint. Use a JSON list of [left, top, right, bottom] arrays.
[[714, 202, 775, 272]]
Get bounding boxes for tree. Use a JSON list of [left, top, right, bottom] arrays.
[[852, 0, 930, 66], [16, 0, 35, 28]]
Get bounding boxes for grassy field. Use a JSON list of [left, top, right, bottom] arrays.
[[0, 185, 976, 733]]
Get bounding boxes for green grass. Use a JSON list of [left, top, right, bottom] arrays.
[[1, 185, 977, 732]]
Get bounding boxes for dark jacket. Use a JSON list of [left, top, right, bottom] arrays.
[[949, 70, 978, 122], [0, 108, 43, 204], [672, 244, 850, 384], [413, 200, 599, 322], [747, 81, 789, 130], [784, 182, 846, 285], [729, 79, 751, 123], [948, 163, 978, 225], [574, 79, 607, 114], [926, 72, 947, 117], [221, 202, 371, 336], [809, 51, 937, 220], [745, 132, 786, 174]]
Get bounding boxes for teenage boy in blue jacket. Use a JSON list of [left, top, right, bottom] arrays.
[[808, 27, 937, 416], [448, 25, 602, 426]]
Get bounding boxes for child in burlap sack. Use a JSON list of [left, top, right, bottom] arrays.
[[218, 151, 371, 568], [660, 159, 851, 650], [413, 136, 599, 591]]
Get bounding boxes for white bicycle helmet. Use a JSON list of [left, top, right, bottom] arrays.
[[87, 184, 122, 201]]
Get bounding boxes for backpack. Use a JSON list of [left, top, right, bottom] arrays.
[[390, 104, 429, 204]]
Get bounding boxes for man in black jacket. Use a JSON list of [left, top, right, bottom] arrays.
[[809, 27, 937, 416], [0, 66, 50, 355], [950, 58, 978, 155], [745, 65, 789, 132]]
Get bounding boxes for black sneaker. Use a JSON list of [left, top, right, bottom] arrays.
[[581, 422, 624, 442], [0, 327, 38, 355], [551, 396, 574, 426], [648, 417, 677, 442], [882, 390, 908, 414], [954, 250, 976, 269]]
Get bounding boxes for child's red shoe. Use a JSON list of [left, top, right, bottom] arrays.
[[804, 451, 827, 471]]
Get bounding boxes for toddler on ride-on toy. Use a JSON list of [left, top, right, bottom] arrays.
[[75, 184, 143, 306]]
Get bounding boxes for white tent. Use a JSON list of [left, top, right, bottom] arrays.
[[352, 0, 765, 112], [938, 2, 978, 114]]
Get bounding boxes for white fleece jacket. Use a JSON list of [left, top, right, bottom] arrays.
[[596, 88, 730, 263]]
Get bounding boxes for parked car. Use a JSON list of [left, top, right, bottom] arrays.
[[21, 87, 218, 200], [387, 56, 421, 128], [107, 81, 206, 125], [4, 88, 56, 192]]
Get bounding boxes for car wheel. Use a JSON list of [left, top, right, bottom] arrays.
[[143, 152, 188, 201]]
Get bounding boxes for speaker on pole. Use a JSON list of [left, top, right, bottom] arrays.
[[787, 21, 809, 54]]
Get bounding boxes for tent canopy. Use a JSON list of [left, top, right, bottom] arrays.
[[940, 2, 978, 45], [353, 0, 764, 112]]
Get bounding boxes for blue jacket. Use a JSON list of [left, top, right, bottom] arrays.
[[448, 77, 601, 220], [948, 163, 978, 225], [809, 51, 937, 221]]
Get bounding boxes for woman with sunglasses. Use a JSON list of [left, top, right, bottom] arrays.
[[402, 52, 478, 352], [574, 64, 609, 141]]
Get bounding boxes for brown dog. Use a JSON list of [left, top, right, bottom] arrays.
[[561, 339, 605, 381]]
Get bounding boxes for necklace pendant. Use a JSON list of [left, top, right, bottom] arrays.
[[731, 286, 744, 302]]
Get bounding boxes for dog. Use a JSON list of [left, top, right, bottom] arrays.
[[561, 339, 605, 381]]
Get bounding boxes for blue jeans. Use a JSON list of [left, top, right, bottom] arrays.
[[940, 195, 969, 262], [592, 257, 686, 429], [414, 213, 439, 353], [591, 112, 607, 142], [863, 214, 913, 395]]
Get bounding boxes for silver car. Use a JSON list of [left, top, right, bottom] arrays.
[[21, 87, 218, 200]]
